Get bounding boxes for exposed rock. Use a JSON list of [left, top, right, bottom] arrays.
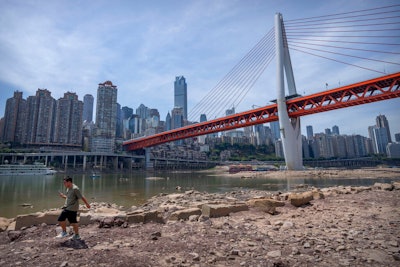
[[373, 182, 394, 191], [289, 191, 314, 207], [0, 217, 13, 232], [201, 203, 248, 218], [246, 197, 285, 214], [0, 183, 399, 267], [168, 207, 202, 221]]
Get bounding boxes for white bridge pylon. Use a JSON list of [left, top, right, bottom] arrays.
[[275, 13, 303, 170]]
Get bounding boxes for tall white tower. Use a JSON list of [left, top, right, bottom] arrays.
[[275, 13, 303, 170]]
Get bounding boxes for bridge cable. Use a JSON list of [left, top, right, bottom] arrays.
[[289, 47, 386, 74], [205, 34, 274, 120], [285, 4, 400, 22], [188, 30, 273, 121], [288, 41, 400, 54], [289, 44, 400, 66], [188, 28, 275, 121]]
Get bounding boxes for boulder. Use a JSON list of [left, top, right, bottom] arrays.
[[168, 208, 202, 221], [373, 183, 394, 191], [0, 217, 13, 232], [246, 198, 285, 214], [289, 191, 314, 207], [393, 182, 400, 190], [127, 211, 145, 224], [144, 210, 164, 224], [15, 210, 60, 230], [201, 203, 248, 218]]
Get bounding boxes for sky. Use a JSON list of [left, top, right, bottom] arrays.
[[0, 0, 399, 139]]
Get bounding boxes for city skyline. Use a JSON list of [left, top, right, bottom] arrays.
[[0, 1, 399, 138], [2, 87, 398, 142]]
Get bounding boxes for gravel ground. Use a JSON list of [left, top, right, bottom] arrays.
[[0, 183, 399, 267]]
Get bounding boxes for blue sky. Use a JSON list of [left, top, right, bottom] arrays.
[[0, 0, 399, 138]]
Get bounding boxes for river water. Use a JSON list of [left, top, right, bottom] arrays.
[[1, 170, 398, 219]]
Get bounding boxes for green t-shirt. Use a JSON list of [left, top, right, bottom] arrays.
[[63, 184, 83, 212]]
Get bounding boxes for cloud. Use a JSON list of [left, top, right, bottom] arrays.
[[0, 0, 399, 137]]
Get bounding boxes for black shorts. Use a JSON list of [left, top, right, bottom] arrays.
[[58, 209, 78, 224]]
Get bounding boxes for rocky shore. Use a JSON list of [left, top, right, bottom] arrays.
[[0, 178, 399, 267]]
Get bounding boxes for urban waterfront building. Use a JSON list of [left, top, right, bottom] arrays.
[[368, 114, 392, 155], [306, 125, 313, 140], [387, 143, 400, 158], [395, 133, 400, 142], [174, 76, 188, 121], [121, 106, 133, 120], [116, 103, 123, 138], [26, 89, 56, 144], [82, 94, 94, 122], [2, 91, 26, 143], [376, 114, 392, 143], [128, 114, 141, 136], [332, 125, 340, 135], [171, 107, 184, 145], [53, 92, 83, 146], [171, 107, 184, 129], [270, 121, 280, 141], [165, 112, 171, 131], [92, 81, 118, 152]]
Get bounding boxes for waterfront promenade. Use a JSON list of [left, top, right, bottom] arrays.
[[0, 152, 216, 171]]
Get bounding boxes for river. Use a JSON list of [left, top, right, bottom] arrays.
[[0, 169, 398, 219]]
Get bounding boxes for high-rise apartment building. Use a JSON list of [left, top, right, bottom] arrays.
[[121, 106, 133, 120], [395, 133, 400, 142], [116, 103, 122, 138], [306, 125, 313, 140], [200, 114, 207, 122], [325, 128, 332, 136], [376, 114, 392, 143], [171, 107, 184, 129], [92, 81, 118, 152], [332, 125, 340, 135], [369, 114, 392, 155], [174, 76, 187, 121], [2, 91, 26, 143], [270, 121, 280, 141], [53, 92, 83, 145], [165, 112, 171, 131], [225, 107, 235, 116], [82, 94, 94, 122], [25, 89, 56, 144]]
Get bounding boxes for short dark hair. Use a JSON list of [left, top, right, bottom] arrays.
[[64, 176, 73, 182]]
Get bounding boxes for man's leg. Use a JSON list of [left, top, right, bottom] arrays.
[[72, 223, 79, 235], [59, 220, 67, 232]]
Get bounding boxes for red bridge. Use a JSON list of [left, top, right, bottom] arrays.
[[123, 72, 400, 151], [123, 8, 400, 156]]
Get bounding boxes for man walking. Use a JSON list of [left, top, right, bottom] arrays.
[[56, 176, 90, 240]]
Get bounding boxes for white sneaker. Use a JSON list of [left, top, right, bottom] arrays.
[[56, 231, 68, 238]]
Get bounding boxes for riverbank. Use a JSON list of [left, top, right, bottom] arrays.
[[214, 166, 400, 179], [0, 181, 399, 266]]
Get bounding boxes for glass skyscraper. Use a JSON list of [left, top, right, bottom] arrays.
[[174, 76, 187, 121]]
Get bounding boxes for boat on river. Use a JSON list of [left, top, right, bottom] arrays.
[[0, 163, 57, 176]]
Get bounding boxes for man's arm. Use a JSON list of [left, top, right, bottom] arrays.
[[81, 196, 91, 209]]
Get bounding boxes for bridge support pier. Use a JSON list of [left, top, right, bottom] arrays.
[[145, 148, 154, 170], [275, 13, 303, 170]]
